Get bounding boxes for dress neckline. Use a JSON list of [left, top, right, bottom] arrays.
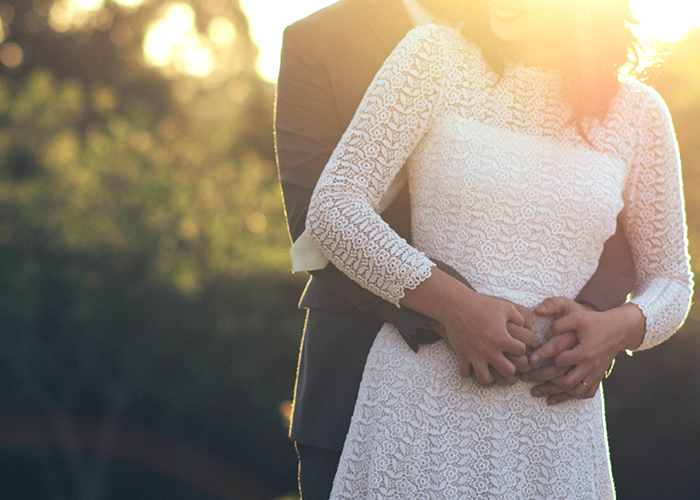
[[506, 55, 563, 82]]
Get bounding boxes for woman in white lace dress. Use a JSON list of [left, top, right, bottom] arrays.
[[306, 0, 693, 498]]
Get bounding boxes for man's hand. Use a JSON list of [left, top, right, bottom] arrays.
[[521, 298, 597, 404], [524, 297, 644, 404], [544, 302, 644, 399], [520, 330, 601, 404]]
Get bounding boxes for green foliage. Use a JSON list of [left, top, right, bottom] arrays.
[[0, 68, 290, 295], [0, 64, 306, 494], [0, 1, 303, 497]]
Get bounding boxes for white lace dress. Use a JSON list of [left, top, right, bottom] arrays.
[[306, 25, 693, 500]]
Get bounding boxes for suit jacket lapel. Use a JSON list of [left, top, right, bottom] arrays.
[[365, 0, 414, 55]]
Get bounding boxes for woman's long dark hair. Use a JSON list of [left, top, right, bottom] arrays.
[[444, 0, 641, 142]]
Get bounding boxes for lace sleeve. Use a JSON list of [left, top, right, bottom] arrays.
[[622, 83, 694, 350], [305, 25, 457, 306]]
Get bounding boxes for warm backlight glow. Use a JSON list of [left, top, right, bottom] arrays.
[[631, 0, 700, 42], [112, 0, 144, 9], [143, 2, 215, 77], [49, 0, 105, 32], [0, 42, 23, 68], [74, 0, 104, 11], [242, 0, 700, 82], [240, 0, 335, 82], [208, 17, 237, 47]]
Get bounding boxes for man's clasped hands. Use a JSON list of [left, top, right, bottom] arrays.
[[429, 294, 638, 405]]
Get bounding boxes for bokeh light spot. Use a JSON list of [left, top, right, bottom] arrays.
[[208, 17, 236, 47], [93, 7, 113, 30], [178, 218, 199, 240], [112, 0, 144, 10], [227, 79, 251, 103], [23, 11, 44, 33], [246, 213, 267, 234], [48, 0, 106, 32], [48, 2, 72, 32], [0, 43, 23, 68], [32, 0, 51, 16], [91, 86, 119, 114], [75, 0, 104, 11], [178, 34, 214, 77], [0, 3, 15, 24], [110, 23, 134, 47], [279, 400, 293, 427], [143, 2, 214, 77]]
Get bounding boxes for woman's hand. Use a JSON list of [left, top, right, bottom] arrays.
[[432, 314, 540, 387], [529, 299, 646, 399], [439, 292, 527, 385]]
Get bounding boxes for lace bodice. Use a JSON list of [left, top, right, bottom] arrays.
[[306, 24, 692, 350]]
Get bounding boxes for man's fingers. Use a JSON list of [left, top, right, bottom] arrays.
[[534, 297, 571, 318], [530, 382, 566, 398], [554, 365, 588, 392], [507, 323, 541, 351], [582, 380, 602, 399], [493, 369, 519, 386], [489, 353, 517, 379], [552, 343, 590, 368], [520, 363, 568, 383], [458, 360, 473, 379], [529, 331, 578, 365], [551, 371, 602, 400], [499, 336, 527, 358], [577, 380, 602, 399], [547, 392, 573, 405], [545, 313, 585, 340], [506, 353, 532, 373], [473, 362, 495, 385]]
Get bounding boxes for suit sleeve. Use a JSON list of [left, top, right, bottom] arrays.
[[574, 213, 635, 311], [275, 23, 444, 347]]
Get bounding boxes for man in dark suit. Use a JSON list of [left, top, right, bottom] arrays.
[[274, 0, 636, 498]]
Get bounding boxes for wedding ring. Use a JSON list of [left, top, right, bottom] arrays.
[[581, 381, 591, 388]]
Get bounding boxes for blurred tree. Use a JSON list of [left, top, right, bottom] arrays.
[[0, 0, 289, 292], [0, 1, 302, 498]]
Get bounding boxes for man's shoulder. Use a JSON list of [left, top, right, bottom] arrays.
[[284, 0, 373, 41]]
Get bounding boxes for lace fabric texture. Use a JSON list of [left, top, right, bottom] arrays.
[[305, 24, 693, 499]]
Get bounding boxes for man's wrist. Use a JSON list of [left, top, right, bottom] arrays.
[[411, 327, 443, 345], [575, 299, 599, 312]]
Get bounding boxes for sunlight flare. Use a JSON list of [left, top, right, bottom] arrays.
[[631, 0, 700, 42], [112, 0, 144, 9], [48, 0, 106, 32], [208, 17, 237, 47], [143, 2, 215, 77], [241, 0, 700, 82]]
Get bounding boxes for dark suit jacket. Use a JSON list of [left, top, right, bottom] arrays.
[[274, 0, 635, 452]]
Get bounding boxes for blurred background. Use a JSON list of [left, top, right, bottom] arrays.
[[0, 0, 697, 499]]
